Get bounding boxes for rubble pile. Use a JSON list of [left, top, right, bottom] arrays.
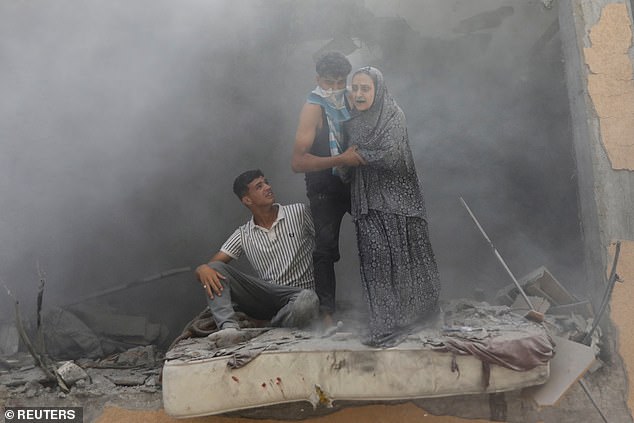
[[0, 345, 163, 403], [494, 266, 601, 354], [0, 264, 616, 421]]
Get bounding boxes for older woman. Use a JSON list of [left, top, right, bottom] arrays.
[[345, 66, 440, 347]]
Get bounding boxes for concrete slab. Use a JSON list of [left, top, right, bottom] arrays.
[[524, 336, 595, 407]]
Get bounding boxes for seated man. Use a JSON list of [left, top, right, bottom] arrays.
[[196, 169, 319, 343]]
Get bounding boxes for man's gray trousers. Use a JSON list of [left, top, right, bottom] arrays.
[[206, 261, 318, 330]]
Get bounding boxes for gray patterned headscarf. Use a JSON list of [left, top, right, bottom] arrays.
[[346, 66, 405, 162], [345, 66, 427, 219]]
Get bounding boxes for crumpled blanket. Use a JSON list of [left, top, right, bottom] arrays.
[[442, 333, 555, 372], [439, 331, 555, 388]]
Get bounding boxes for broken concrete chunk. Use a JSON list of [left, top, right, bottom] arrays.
[[115, 345, 158, 367], [0, 366, 49, 387], [25, 381, 43, 398], [112, 374, 148, 386], [42, 307, 104, 359], [97, 345, 159, 368], [495, 266, 593, 318], [144, 375, 157, 387], [103, 369, 148, 386], [495, 285, 515, 307], [511, 295, 550, 314], [12, 384, 27, 393], [520, 267, 576, 304], [82, 370, 119, 396], [524, 336, 595, 407], [56, 361, 88, 386]]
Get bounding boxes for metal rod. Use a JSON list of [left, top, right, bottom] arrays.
[[64, 266, 192, 306], [578, 379, 610, 423], [459, 197, 536, 311], [582, 241, 622, 345]]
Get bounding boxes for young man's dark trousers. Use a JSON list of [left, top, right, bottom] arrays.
[[309, 191, 350, 315]]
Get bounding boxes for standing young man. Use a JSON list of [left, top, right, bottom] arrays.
[[291, 52, 364, 325], [196, 170, 319, 343]]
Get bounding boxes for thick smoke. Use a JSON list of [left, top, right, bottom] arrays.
[[0, 1, 583, 336]]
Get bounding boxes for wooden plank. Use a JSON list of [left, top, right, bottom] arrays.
[[524, 335, 595, 407]]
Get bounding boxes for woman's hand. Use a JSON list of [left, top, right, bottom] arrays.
[[338, 145, 367, 167]]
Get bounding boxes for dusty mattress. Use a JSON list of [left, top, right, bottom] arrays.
[[163, 302, 552, 418]]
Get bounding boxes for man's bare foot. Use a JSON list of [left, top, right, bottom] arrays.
[[321, 319, 344, 338], [207, 327, 248, 348], [207, 327, 271, 348], [323, 313, 335, 328]]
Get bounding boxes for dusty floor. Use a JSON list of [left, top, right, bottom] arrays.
[[94, 402, 494, 423]]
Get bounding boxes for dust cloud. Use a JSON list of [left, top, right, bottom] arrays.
[[0, 1, 584, 337]]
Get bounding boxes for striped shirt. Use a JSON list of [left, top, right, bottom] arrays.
[[220, 203, 315, 290]]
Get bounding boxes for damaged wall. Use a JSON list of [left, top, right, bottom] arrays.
[[560, 0, 634, 420], [584, 3, 634, 170], [576, 7, 634, 416], [561, 0, 634, 288]]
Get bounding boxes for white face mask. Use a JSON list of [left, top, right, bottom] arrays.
[[315, 87, 346, 109]]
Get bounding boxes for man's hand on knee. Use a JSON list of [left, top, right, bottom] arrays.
[[196, 264, 226, 299]]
